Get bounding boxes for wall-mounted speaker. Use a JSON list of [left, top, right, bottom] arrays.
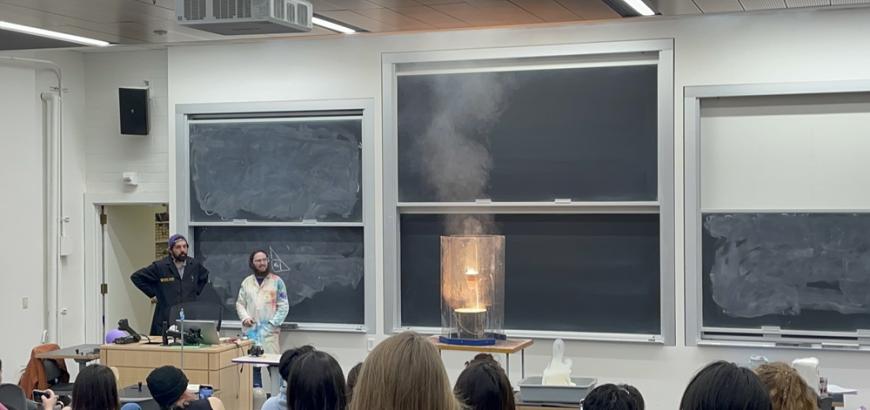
[[119, 87, 149, 135]]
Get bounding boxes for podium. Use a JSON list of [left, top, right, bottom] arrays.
[[100, 339, 252, 410]]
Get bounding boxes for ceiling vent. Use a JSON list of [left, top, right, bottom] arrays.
[[177, 0, 313, 35]]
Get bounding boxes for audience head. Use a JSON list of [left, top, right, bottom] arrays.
[[582, 384, 644, 410], [279, 345, 316, 381], [454, 355, 515, 410], [755, 362, 817, 410], [285, 350, 346, 410], [680, 361, 772, 410], [345, 362, 362, 402], [147, 366, 196, 410], [70, 364, 120, 410], [349, 331, 461, 410]]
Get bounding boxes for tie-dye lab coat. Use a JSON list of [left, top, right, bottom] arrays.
[[235, 273, 290, 353]]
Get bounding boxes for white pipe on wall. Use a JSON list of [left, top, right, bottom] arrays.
[[41, 91, 61, 344], [0, 56, 63, 344]]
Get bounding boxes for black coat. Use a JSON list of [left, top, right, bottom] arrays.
[[130, 256, 210, 336]]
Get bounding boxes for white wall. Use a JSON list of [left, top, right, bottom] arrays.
[[0, 65, 44, 378], [161, 8, 870, 408], [0, 50, 86, 378], [85, 50, 169, 196]]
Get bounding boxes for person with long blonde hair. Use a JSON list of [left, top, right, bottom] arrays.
[[349, 331, 461, 410], [755, 362, 817, 410]]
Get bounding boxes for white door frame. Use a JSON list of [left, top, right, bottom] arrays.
[[83, 193, 168, 343]]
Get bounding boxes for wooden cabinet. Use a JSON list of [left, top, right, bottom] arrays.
[[100, 340, 251, 410]]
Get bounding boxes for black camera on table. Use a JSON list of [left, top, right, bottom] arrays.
[[248, 345, 264, 357]]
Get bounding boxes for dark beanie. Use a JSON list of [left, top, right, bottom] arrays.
[[147, 366, 189, 407], [168, 234, 187, 249]]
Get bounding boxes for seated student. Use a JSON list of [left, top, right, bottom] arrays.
[[63, 364, 120, 410], [349, 332, 461, 410], [146, 366, 225, 410], [285, 350, 347, 410], [454, 354, 515, 410], [754, 362, 817, 410], [680, 361, 772, 410], [582, 384, 644, 410], [345, 363, 362, 403], [261, 346, 315, 410]]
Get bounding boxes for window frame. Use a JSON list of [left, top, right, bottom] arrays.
[[382, 39, 675, 344], [175, 99, 376, 333]]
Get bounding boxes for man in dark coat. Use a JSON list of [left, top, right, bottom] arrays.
[[131, 234, 210, 336]]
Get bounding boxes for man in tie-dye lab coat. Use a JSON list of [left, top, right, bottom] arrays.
[[236, 249, 290, 394], [236, 249, 290, 354]]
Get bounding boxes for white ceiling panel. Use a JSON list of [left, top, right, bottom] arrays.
[[785, 0, 829, 6], [553, 0, 619, 19], [509, 0, 579, 21], [352, 7, 434, 29], [692, 0, 743, 13], [740, 0, 786, 10], [391, 5, 467, 27], [432, 1, 543, 24], [655, 0, 703, 15]]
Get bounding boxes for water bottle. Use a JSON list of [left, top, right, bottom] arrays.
[[252, 385, 267, 410]]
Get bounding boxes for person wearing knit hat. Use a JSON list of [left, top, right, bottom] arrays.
[[131, 233, 211, 336], [146, 366, 225, 410]]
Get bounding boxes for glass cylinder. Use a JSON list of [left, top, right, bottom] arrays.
[[440, 235, 505, 344]]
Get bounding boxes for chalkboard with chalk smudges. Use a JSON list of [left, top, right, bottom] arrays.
[[193, 225, 365, 325], [702, 213, 870, 332], [189, 118, 362, 223]]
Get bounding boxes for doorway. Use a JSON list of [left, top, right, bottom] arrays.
[[100, 204, 168, 337]]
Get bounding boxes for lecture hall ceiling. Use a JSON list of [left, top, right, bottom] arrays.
[[0, 0, 868, 50]]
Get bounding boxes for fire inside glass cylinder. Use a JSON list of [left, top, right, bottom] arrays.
[[441, 235, 505, 343]]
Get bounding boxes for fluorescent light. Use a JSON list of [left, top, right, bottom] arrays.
[[312, 17, 356, 34], [0, 21, 110, 47], [622, 0, 655, 16]]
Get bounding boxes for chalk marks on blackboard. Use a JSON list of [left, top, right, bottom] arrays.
[[704, 213, 870, 319], [189, 119, 362, 222]]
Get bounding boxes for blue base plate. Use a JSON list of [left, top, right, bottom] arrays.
[[438, 335, 497, 346]]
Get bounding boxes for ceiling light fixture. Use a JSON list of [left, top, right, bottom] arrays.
[[621, 0, 656, 16], [0, 21, 110, 47], [312, 16, 357, 34]]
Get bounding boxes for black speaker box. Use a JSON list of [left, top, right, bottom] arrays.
[[119, 87, 149, 135]]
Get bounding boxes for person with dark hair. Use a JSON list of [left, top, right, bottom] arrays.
[[67, 364, 120, 410], [345, 362, 362, 403], [582, 384, 645, 410], [146, 366, 224, 410], [680, 361, 772, 410], [131, 234, 210, 335], [235, 249, 289, 392], [454, 355, 515, 410], [261, 345, 315, 410], [285, 350, 347, 410]]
